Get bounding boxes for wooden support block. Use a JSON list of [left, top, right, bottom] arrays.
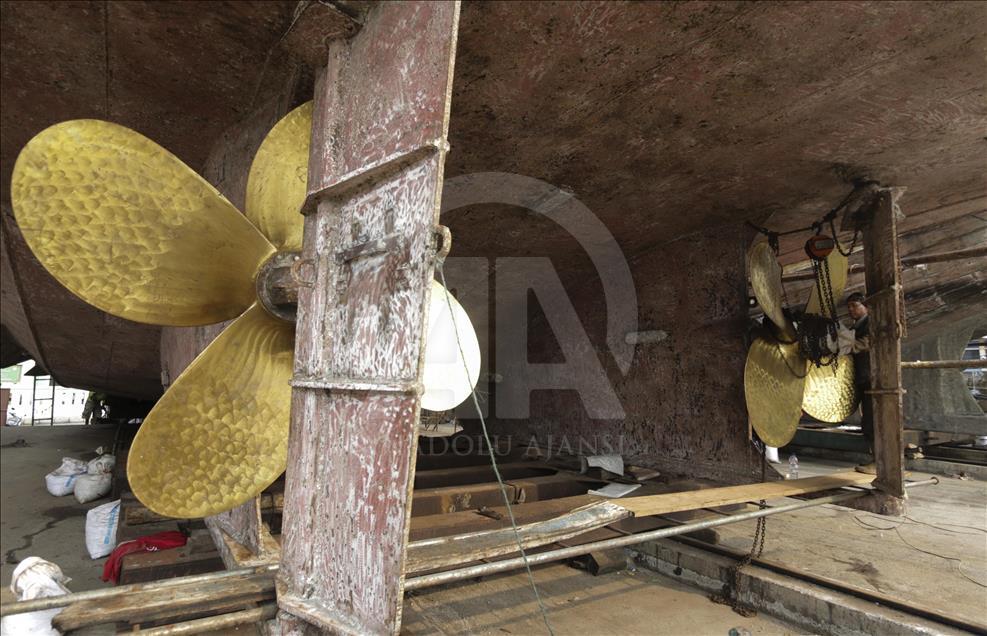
[[580, 549, 628, 576], [410, 495, 598, 540], [862, 191, 907, 501], [842, 491, 906, 516], [118, 531, 223, 585]]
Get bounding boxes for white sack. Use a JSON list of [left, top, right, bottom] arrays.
[[85, 499, 120, 559], [0, 557, 71, 636], [74, 473, 112, 504], [86, 454, 116, 475], [44, 457, 87, 497]]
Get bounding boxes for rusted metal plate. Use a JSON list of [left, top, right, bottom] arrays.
[[278, 3, 461, 634], [3, 0, 986, 403]]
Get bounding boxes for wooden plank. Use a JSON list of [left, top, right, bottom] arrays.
[[133, 603, 278, 635], [863, 191, 907, 499], [52, 572, 273, 631], [412, 473, 602, 516], [405, 473, 871, 570], [615, 471, 873, 517], [278, 3, 461, 635], [405, 501, 630, 573]]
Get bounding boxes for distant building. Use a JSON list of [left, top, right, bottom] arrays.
[[1, 360, 89, 425]]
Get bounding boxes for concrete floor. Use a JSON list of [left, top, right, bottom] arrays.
[[1, 425, 799, 634], [1, 425, 116, 597], [713, 457, 987, 630], [403, 563, 794, 635]]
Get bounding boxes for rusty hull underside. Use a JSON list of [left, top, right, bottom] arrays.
[[1, 0, 985, 398]]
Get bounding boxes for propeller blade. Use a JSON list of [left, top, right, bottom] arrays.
[[805, 249, 849, 315], [744, 335, 806, 448], [11, 120, 274, 326], [128, 303, 293, 518], [422, 280, 481, 412], [245, 102, 312, 251], [802, 355, 859, 423], [749, 242, 795, 341]]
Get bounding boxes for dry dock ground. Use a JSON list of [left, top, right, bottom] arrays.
[[3, 425, 984, 634]]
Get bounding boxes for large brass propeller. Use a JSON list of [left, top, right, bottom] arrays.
[[746, 244, 857, 448], [12, 119, 274, 326], [12, 103, 480, 518]]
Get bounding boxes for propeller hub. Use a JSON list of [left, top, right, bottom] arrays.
[[256, 251, 304, 322]]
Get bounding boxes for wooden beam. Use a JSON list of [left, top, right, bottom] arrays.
[[15, 472, 881, 632], [780, 244, 987, 282], [52, 571, 273, 632], [277, 3, 461, 634], [406, 501, 630, 572], [901, 359, 987, 369], [862, 191, 907, 501], [405, 472, 874, 571], [133, 603, 278, 635], [614, 471, 873, 516]]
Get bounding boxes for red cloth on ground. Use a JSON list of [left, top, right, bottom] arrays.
[[101, 530, 187, 584]]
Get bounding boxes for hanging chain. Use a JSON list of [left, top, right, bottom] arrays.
[[797, 228, 843, 368], [710, 447, 769, 617], [829, 215, 860, 258]]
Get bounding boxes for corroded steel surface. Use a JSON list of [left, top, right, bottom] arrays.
[[496, 224, 767, 485], [129, 303, 294, 518], [745, 336, 806, 448], [279, 2, 460, 633], [447, 2, 986, 284], [0, 214, 41, 366], [802, 355, 859, 423], [2, 0, 985, 398], [12, 119, 274, 326]]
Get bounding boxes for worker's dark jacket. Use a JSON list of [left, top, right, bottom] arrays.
[[852, 315, 870, 387]]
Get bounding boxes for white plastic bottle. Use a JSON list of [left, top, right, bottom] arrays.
[[787, 453, 799, 480]]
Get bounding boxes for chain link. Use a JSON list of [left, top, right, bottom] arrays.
[[709, 449, 769, 616]]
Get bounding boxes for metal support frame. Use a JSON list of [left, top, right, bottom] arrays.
[[277, 3, 461, 634], [780, 244, 987, 282]]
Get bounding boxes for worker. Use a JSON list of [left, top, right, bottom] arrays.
[[82, 391, 105, 425], [845, 292, 875, 474]]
